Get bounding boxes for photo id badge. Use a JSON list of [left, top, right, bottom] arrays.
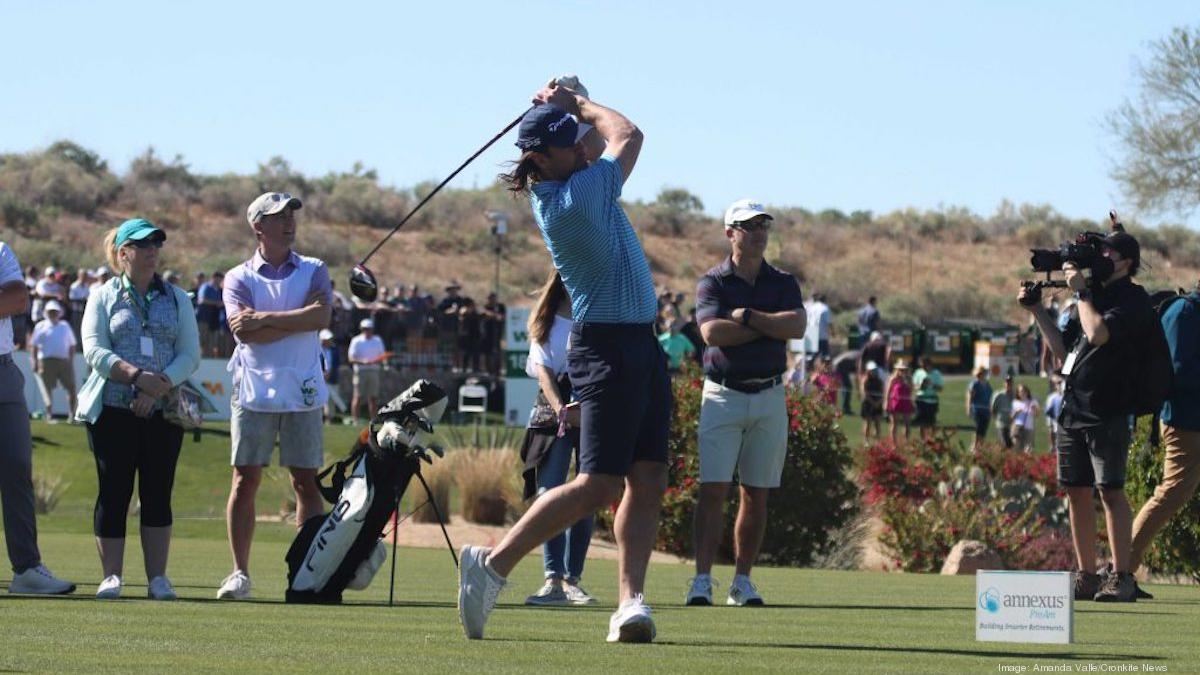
[[140, 336, 154, 358]]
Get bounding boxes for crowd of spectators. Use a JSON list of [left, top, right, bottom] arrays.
[[11, 265, 508, 377]]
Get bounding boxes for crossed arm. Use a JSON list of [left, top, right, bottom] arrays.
[[700, 308, 806, 348], [229, 291, 331, 344]]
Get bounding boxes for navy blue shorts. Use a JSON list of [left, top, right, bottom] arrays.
[[567, 323, 672, 477]]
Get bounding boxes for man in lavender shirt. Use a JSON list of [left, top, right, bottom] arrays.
[[216, 192, 332, 600]]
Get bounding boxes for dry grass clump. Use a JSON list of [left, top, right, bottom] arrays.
[[452, 448, 523, 525], [411, 452, 456, 524], [33, 474, 69, 515]]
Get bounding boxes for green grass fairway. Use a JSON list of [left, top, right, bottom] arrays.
[[4, 422, 1196, 672]]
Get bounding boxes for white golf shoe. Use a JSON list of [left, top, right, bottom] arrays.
[[458, 545, 506, 639], [685, 574, 714, 606], [727, 575, 764, 606], [607, 594, 656, 643], [95, 575, 123, 599], [217, 570, 251, 600]]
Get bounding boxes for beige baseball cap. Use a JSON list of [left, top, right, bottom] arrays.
[[247, 192, 302, 226]]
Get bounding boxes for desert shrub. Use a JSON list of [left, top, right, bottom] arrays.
[[857, 432, 1071, 572], [123, 147, 200, 213], [649, 364, 858, 566], [1126, 417, 1200, 582], [0, 143, 119, 216], [33, 474, 69, 515], [1, 195, 39, 233], [312, 172, 408, 229], [198, 173, 260, 215], [452, 448, 522, 525]]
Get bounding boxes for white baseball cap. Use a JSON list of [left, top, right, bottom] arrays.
[[93, 265, 110, 277], [319, 329, 334, 341], [359, 319, 374, 330], [44, 266, 57, 277], [723, 198, 773, 227], [44, 300, 63, 314], [247, 192, 302, 226]]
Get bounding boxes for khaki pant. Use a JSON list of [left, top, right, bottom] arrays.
[[38, 357, 75, 407], [1130, 422, 1200, 568]]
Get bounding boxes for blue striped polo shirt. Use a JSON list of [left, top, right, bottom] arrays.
[[530, 156, 656, 324]]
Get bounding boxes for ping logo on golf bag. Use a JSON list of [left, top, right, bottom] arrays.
[[291, 457, 374, 593]]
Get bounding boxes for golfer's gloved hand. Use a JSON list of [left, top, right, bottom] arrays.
[[553, 74, 588, 99]]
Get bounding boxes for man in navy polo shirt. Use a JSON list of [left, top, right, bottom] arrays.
[[686, 199, 805, 607], [458, 81, 670, 643]]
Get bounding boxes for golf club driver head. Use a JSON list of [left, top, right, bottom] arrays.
[[349, 264, 378, 302]]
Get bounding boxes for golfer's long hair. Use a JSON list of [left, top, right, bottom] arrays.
[[498, 151, 543, 196], [528, 268, 568, 345]]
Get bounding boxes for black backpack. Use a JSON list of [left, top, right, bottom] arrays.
[[1132, 290, 1186, 417]]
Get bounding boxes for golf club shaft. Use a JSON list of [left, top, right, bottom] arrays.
[[358, 107, 533, 265]]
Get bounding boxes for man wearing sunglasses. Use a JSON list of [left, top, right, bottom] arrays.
[[217, 192, 332, 600], [688, 199, 806, 607]]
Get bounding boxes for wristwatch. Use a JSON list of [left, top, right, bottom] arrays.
[[741, 309, 753, 326], [1076, 289, 1093, 302], [131, 368, 144, 390]]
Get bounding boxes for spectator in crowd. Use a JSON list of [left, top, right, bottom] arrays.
[[857, 330, 891, 394], [189, 272, 207, 305], [912, 357, 944, 439], [784, 347, 805, 389], [349, 318, 385, 421], [657, 317, 695, 374], [832, 349, 858, 416], [219, 192, 331, 601], [517, 270, 595, 607], [481, 292, 507, 376], [30, 300, 77, 419], [809, 355, 839, 408], [991, 374, 1015, 449], [319, 328, 344, 423], [89, 266, 111, 295], [0, 240, 76, 595], [1019, 226, 1152, 601], [688, 198, 805, 608], [967, 366, 993, 453], [809, 293, 833, 357], [885, 360, 915, 442], [33, 266, 65, 325], [68, 268, 91, 339], [76, 218, 200, 600], [857, 295, 880, 336], [861, 361, 884, 440], [194, 271, 225, 357], [1044, 376, 1064, 453], [438, 281, 468, 366], [1010, 383, 1040, 453], [457, 298, 483, 372], [1129, 279, 1200, 597]]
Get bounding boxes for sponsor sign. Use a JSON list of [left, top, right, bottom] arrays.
[[976, 571, 1073, 644], [505, 307, 531, 351], [504, 377, 539, 427]]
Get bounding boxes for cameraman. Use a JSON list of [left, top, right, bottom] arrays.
[[1017, 230, 1153, 603]]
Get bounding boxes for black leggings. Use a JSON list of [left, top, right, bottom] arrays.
[[86, 407, 183, 538]]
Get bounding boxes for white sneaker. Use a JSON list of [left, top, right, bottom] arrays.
[[458, 545, 506, 639], [525, 580, 568, 606], [8, 564, 76, 595], [96, 575, 123, 599], [563, 580, 597, 606], [147, 575, 177, 601], [685, 574, 714, 606], [727, 575, 764, 606], [607, 594, 656, 643], [217, 570, 251, 600]]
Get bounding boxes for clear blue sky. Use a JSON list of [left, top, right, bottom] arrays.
[[2, 0, 1195, 225]]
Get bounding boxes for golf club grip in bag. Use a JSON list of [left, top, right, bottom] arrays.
[[285, 436, 420, 604]]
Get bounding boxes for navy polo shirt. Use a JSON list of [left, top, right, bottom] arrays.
[[695, 257, 804, 380]]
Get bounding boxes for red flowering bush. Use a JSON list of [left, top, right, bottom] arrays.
[[857, 430, 1071, 572], [649, 364, 858, 565]]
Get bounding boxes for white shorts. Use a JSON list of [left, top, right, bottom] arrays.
[[230, 403, 324, 469], [697, 380, 788, 488]]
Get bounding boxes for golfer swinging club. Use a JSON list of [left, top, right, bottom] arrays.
[[458, 79, 671, 643]]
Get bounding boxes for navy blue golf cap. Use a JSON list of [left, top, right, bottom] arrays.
[[515, 104, 578, 152]]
